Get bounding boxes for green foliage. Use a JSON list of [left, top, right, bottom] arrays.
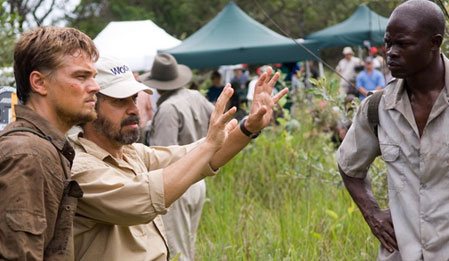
[[196, 77, 387, 259], [67, 0, 399, 40], [0, 0, 18, 68]]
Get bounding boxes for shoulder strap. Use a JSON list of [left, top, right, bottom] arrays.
[[0, 127, 48, 140], [367, 91, 383, 137], [0, 127, 70, 180]]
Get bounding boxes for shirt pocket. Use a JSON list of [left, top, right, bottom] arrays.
[[380, 144, 406, 192], [6, 209, 47, 235]]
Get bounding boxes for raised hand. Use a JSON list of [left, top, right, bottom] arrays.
[[205, 85, 238, 151], [365, 208, 398, 253], [245, 67, 289, 133]]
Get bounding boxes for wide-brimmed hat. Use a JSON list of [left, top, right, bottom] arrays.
[[95, 56, 152, 98], [140, 53, 192, 91], [342, 47, 354, 55]]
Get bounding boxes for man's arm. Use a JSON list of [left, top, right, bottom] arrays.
[[339, 166, 398, 252], [337, 94, 397, 252]]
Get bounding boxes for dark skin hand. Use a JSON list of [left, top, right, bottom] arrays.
[[339, 166, 398, 252]]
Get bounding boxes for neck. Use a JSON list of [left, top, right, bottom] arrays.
[[405, 54, 445, 94], [83, 124, 124, 159], [26, 98, 71, 133]]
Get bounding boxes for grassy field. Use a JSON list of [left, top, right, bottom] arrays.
[[196, 88, 385, 260]]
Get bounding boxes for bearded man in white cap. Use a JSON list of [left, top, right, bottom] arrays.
[[141, 53, 214, 261], [69, 56, 288, 260], [336, 46, 362, 96]]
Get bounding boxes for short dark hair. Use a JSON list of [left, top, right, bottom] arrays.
[[211, 70, 221, 80], [13, 27, 99, 104], [393, 0, 445, 37]]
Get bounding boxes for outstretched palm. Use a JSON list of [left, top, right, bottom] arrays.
[[246, 67, 288, 133]]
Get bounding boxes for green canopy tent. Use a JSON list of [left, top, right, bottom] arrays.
[[162, 1, 319, 69], [306, 4, 389, 48]]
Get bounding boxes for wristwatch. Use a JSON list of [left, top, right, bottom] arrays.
[[239, 118, 261, 139]]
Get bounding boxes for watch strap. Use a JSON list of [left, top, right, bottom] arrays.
[[239, 118, 260, 139]]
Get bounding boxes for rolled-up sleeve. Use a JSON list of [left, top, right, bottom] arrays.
[[337, 97, 381, 178], [72, 154, 167, 226]]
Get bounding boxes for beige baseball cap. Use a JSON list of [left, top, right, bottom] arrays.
[[95, 56, 152, 98]]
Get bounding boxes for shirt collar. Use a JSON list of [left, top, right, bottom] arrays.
[[69, 131, 110, 161], [69, 132, 139, 172]]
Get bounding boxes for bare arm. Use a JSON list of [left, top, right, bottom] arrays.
[[357, 86, 370, 97], [339, 165, 398, 252]]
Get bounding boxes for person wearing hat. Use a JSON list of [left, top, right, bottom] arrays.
[[355, 56, 385, 100], [336, 46, 362, 96], [141, 53, 214, 261], [69, 56, 288, 260]]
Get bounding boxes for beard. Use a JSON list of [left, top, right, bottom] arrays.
[[56, 106, 97, 127], [92, 113, 140, 145]]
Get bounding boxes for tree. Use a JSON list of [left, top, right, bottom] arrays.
[[0, 0, 18, 68], [5, 0, 74, 31], [67, 0, 400, 40]]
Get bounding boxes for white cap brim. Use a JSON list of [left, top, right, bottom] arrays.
[[100, 78, 153, 99]]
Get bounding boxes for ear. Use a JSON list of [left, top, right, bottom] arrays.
[[431, 34, 443, 50], [29, 71, 48, 96]]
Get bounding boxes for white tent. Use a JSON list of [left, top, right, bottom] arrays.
[[94, 20, 181, 71]]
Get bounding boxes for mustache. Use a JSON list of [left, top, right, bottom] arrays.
[[121, 115, 140, 127]]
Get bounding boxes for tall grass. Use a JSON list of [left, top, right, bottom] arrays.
[[196, 81, 385, 260]]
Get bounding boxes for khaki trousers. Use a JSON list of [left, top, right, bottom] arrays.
[[162, 180, 206, 261]]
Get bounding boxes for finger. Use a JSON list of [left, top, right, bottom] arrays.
[[383, 223, 398, 250], [225, 119, 238, 132], [219, 106, 237, 125], [381, 230, 398, 251], [263, 67, 273, 84], [376, 233, 394, 253], [267, 71, 280, 90], [251, 105, 267, 121], [272, 88, 289, 103], [214, 84, 233, 116], [255, 73, 267, 92]]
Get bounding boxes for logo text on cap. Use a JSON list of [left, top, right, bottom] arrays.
[[110, 65, 130, 75]]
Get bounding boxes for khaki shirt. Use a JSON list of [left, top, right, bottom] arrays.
[[149, 88, 214, 146], [338, 55, 449, 260], [0, 105, 80, 260], [69, 133, 216, 261]]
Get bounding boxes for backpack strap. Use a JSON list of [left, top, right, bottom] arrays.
[[0, 127, 49, 140], [0, 127, 70, 180], [367, 91, 383, 137]]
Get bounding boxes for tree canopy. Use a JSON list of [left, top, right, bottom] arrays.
[[67, 0, 401, 40]]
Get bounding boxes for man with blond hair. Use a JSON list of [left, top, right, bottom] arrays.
[[0, 27, 99, 260]]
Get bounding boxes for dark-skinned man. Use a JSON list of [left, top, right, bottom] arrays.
[[337, 0, 448, 260]]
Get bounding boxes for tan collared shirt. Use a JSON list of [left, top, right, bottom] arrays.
[[69, 134, 216, 261], [338, 55, 449, 260]]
